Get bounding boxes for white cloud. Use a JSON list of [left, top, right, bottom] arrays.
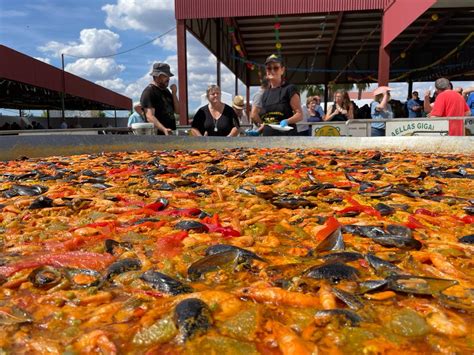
[[65, 58, 125, 81], [102, 0, 174, 32], [153, 33, 177, 52], [95, 78, 127, 91], [34, 57, 51, 64], [38, 28, 121, 58]]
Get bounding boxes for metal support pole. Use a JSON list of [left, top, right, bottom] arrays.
[[324, 83, 329, 113], [46, 110, 50, 129], [235, 75, 238, 96], [61, 53, 66, 120], [114, 110, 117, 127], [177, 20, 189, 125]]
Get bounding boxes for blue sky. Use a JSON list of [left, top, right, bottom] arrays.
[[1, 0, 472, 118], [0, 0, 247, 116]]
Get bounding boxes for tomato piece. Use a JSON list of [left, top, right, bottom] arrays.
[[315, 217, 340, 241]]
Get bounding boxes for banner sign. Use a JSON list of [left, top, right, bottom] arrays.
[[311, 122, 368, 137], [386, 120, 449, 136]]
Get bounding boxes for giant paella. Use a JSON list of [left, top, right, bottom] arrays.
[[0, 147, 473, 354]]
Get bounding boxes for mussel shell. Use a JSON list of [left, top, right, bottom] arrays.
[[386, 224, 412, 238], [0, 305, 33, 325], [106, 258, 142, 279], [306, 262, 360, 283], [206, 166, 226, 175], [104, 239, 133, 254], [194, 189, 213, 196], [314, 309, 362, 326], [28, 266, 63, 289], [357, 279, 388, 294], [315, 227, 345, 253], [175, 220, 207, 232], [320, 252, 363, 263], [365, 254, 402, 277], [463, 206, 474, 215], [155, 197, 169, 209], [174, 298, 212, 342], [387, 275, 458, 295], [140, 270, 193, 295], [65, 268, 102, 289], [332, 288, 364, 310], [205, 244, 265, 262], [435, 289, 474, 312], [271, 197, 315, 209], [458, 234, 474, 244], [374, 203, 395, 216], [343, 225, 386, 239], [28, 196, 54, 209], [371, 236, 422, 250], [188, 250, 242, 281]]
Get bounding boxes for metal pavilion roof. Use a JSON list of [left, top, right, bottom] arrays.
[[0, 45, 132, 111], [176, 0, 474, 86]]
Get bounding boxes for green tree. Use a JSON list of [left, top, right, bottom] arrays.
[[354, 83, 371, 100], [297, 84, 324, 97]]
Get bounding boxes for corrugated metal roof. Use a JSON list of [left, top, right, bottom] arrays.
[[175, 0, 392, 20], [0, 45, 131, 110]]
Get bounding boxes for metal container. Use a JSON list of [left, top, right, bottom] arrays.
[[1, 136, 473, 161]]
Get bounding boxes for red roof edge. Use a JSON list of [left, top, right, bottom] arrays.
[[0, 45, 131, 110]]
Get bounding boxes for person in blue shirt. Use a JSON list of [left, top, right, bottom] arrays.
[[464, 87, 474, 116], [371, 87, 393, 137], [127, 102, 146, 127], [406, 91, 423, 118]]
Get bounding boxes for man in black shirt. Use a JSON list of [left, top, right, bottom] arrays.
[[140, 62, 179, 135]]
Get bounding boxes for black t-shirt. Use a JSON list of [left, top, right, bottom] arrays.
[[140, 84, 177, 130], [192, 104, 239, 136]]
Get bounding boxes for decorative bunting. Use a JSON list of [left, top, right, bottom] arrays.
[[274, 16, 282, 54]]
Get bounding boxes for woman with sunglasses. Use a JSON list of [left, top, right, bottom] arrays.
[[251, 54, 302, 136], [191, 85, 240, 137]]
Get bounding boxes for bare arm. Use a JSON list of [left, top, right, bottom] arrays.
[[144, 108, 172, 135], [323, 105, 337, 121], [250, 105, 263, 125], [347, 103, 355, 120], [227, 127, 240, 137], [170, 84, 180, 115], [376, 93, 389, 111], [423, 90, 432, 114], [287, 94, 303, 124], [190, 128, 202, 136]]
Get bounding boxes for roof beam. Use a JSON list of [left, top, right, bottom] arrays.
[[326, 12, 344, 61]]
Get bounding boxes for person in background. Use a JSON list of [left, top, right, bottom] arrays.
[[248, 78, 269, 136], [406, 91, 423, 118], [370, 86, 393, 137], [428, 78, 470, 136], [60, 119, 68, 129], [298, 95, 324, 136], [127, 102, 146, 127], [324, 89, 354, 121], [232, 95, 249, 125], [462, 86, 474, 116], [191, 85, 240, 137], [251, 54, 302, 136], [140, 62, 179, 135]]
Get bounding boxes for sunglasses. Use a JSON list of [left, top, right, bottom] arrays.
[[266, 65, 281, 72]]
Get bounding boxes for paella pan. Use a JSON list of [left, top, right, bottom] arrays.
[[0, 137, 473, 354]]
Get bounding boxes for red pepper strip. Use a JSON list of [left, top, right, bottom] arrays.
[[405, 215, 425, 229], [130, 289, 164, 299], [452, 215, 474, 224], [154, 231, 189, 258], [315, 217, 340, 241], [143, 202, 165, 211], [114, 195, 145, 207], [414, 208, 440, 217], [0, 251, 116, 278], [202, 214, 220, 225], [338, 196, 381, 218], [203, 223, 241, 237], [262, 164, 286, 172], [157, 208, 202, 217]]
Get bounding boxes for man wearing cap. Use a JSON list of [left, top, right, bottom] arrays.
[[140, 62, 179, 135]]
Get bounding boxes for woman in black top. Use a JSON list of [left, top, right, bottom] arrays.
[[251, 54, 302, 136], [324, 89, 354, 122], [191, 85, 240, 137]]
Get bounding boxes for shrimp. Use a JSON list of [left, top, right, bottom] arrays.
[[412, 251, 467, 280], [269, 321, 318, 355], [426, 307, 467, 337], [234, 286, 320, 308], [319, 283, 336, 310], [74, 330, 117, 355]]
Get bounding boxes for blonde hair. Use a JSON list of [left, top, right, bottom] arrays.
[[206, 85, 221, 100]]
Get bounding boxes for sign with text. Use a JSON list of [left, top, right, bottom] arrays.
[[386, 120, 449, 136], [311, 122, 368, 137]]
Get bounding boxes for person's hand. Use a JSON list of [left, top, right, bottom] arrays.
[[162, 128, 173, 136], [341, 109, 348, 115], [170, 84, 177, 95], [280, 119, 288, 127], [424, 90, 431, 98]]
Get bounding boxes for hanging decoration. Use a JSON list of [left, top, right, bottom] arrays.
[[274, 16, 282, 55], [226, 19, 255, 71]]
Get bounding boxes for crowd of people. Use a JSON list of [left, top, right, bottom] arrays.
[[129, 55, 473, 137]]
